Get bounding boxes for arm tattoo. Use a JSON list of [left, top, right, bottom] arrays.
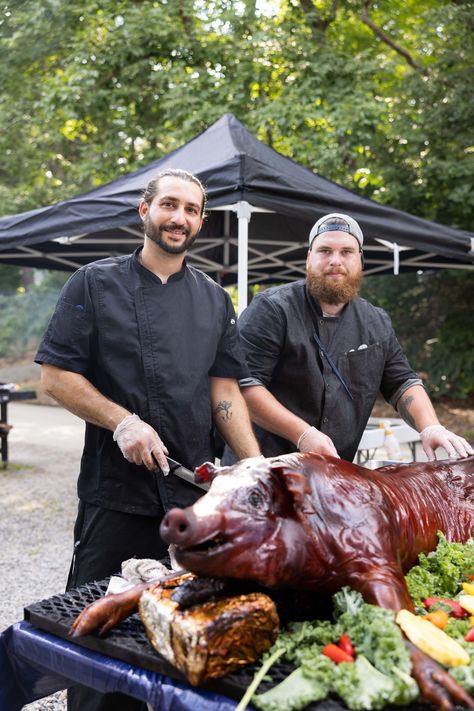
[[214, 400, 233, 422], [397, 395, 416, 428]]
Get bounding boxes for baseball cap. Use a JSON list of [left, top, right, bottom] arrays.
[[309, 213, 364, 249]]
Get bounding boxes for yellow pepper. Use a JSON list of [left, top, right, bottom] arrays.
[[459, 595, 474, 615], [462, 582, 474, 596], [396, 610, 470, 666]]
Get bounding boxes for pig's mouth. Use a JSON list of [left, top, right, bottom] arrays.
[[185, 534, 228, 554]]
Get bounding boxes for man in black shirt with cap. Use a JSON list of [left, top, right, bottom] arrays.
[[229, 212, 472, 463]]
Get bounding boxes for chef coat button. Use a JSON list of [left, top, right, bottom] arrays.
[[320, 319, 324, 325], [323, 417, 328, 423], [325, 382, 329, 388]]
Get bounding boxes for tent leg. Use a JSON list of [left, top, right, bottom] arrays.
[[235, 201, 252, 315], [393, 242, 400, 275]]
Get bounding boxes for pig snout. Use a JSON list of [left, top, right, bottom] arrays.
[[161, 508, 198, 546]]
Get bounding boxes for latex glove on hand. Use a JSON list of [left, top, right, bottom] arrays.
[[420, 424, 474, 461], [113, 413, 169, 474], [297, 425, 340, 458]]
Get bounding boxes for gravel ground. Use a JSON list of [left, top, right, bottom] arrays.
[[1, 402, 84, 711]]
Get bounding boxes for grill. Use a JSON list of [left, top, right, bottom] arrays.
[[24, 581, 434, 710]]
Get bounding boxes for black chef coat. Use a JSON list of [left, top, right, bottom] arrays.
[[35, 249, 248, 515], [238, 280, 422, 462]]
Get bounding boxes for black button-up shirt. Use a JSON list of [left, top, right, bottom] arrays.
[[238, 280, 421, 462], [35, 249, 248, 515]]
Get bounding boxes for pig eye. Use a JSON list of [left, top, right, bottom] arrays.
[[248, 490, 264, 508]]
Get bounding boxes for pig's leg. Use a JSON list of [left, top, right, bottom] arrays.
[[348, 566, 415, 612], [361, 575, 474, 708], [408, 642, 474, 710], [69, 581, 150, 637]]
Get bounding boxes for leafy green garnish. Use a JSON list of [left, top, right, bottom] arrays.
[[445, 617, 471, 640], [333, 655, 418, 710], [247, 534, 474, 711], [406, 532, 474, 608], [249, 588, 416, 711], [252, 665, 330, 711], [333, 588, 412, 677]]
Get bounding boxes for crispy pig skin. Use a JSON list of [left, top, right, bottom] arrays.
[[138, 581, 279, 685]]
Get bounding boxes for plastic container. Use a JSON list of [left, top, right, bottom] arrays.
[[384, 428, 403, 460]]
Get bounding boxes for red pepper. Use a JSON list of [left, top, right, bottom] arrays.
[[322, 643, 354, 663], [422, 597, 467, 619], [338, 633, 355, 657], [465, 628, 474, 642]]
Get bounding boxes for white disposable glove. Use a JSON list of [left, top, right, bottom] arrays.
[[419, 424, 474, 461], [113, 413, 169, 474], [297, 426, 340, 458]]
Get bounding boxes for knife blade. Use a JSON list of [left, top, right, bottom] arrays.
[[166, 456, 210, 491]]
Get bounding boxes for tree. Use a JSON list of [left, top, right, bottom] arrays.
[[1, 1, 473, 229], [0, 265, 22, 291], [0, 0, 472, 395], [361, 270, 474, 399]]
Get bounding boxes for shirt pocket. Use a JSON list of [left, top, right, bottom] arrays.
[[343, 342, 384, 395], [46, 300, 88, 348]]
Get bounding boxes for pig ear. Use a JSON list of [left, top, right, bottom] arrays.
[[270, 463, 313, 512], [195, 461, 221, 483]]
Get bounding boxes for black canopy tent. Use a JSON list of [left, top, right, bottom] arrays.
[[0, 113, 472, 313]]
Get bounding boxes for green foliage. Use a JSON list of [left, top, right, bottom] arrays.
[[0, 0, 472, 399], [0, 286, 60, 357], [0, 265, 22, 290], [360, 270, 474, 399], [1, 0, 474, 231]]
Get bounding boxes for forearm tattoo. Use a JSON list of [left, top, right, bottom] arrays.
[[397, 395, 416, 428], [214, 400, 232, 422]]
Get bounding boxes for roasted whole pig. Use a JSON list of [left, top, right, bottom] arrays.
[[71, 453, 474, 708], [162, 453, 474, 609], [160, 453, 474, 709]]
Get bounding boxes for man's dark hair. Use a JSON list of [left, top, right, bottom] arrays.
[[141, 169, 207, 216]]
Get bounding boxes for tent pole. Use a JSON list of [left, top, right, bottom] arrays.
[[235, 201, 252, 315], [223, 210, 230, 267], [393, 243, 400, 275]]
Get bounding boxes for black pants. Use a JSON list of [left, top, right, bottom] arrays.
[[67, 501, 168, 711]]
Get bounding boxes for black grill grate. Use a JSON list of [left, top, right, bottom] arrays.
[[24, 581, 435, 709]]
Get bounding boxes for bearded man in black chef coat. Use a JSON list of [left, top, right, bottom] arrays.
[[35, 168, 260, 711]]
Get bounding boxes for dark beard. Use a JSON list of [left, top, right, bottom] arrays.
[[307, 268, 363, 305], [144, 215, 198, 255]]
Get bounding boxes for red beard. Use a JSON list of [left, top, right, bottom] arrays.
[[307, 267, 363, 305]]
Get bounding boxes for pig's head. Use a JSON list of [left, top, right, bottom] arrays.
[[160, 454, 316, 588]]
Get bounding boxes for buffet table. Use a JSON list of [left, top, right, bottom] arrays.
[[0, 620, 240, 711], [356, 417, 420, 463]]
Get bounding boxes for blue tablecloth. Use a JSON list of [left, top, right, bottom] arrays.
[[0, 621, 242, 710]]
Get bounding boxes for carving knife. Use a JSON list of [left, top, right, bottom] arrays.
[[166, 456, 210, 491]]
